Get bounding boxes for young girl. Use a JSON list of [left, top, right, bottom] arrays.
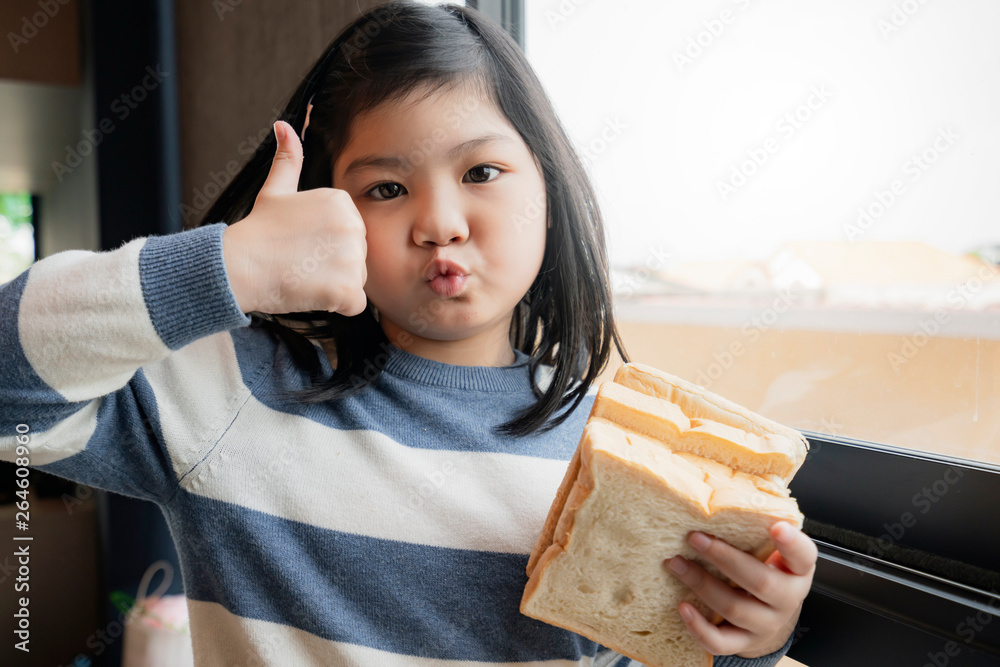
[[0, 2, 815, 665]]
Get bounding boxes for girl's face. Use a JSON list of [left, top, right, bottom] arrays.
[[332, 83, 548, 367]]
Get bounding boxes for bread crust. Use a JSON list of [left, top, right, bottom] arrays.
[[592, 381, 800, 479], [527, 424, 588, 576], [613, 363, 809, 480], [526, 383, 612, 576]]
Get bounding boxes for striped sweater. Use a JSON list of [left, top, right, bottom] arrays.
[[0, 222, 794, 666]]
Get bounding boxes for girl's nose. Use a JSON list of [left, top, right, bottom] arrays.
[[411, 188, 469, 247]]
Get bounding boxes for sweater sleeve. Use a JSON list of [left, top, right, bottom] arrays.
[[714, 628, 796, 667], [597, 622, 796, 666], [0, 222, 256, 504]]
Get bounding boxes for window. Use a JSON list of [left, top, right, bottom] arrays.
[[525, 1, 1000, 665], [525, 0, 998, 466], [0, 192, 35, 284]]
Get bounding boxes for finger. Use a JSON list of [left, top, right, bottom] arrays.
[[682, 531, 791, 608], [339, 288, 368, 317], [677, 600, 755, 657], [666, 555, 775, 633], [260, 120, 303, 196], [769, 522, 818, 578]]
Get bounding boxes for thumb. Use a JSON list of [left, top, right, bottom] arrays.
[[259, 120, 303, 196]]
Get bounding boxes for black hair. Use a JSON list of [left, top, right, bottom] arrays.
[[197, 0, 630, 437]]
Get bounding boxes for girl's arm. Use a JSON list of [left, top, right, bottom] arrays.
[[0, 120, 366, 503], [0, 223, 255, 503]]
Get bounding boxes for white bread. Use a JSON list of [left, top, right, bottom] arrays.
[[610, 363, 809, 482], [520, 364, 807, 667]]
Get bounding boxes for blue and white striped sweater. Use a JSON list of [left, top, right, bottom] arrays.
[[0, 222, 793, 666]]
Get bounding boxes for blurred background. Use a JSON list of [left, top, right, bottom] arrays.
[[525, 0, 999, 468], [0, 0, 996, 665]]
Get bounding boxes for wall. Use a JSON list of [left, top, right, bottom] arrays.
[[0, 0, 98, 257], [173, 0, 386, 231]]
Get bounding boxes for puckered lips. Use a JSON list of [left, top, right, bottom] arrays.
[[424, 257, 470, 298]]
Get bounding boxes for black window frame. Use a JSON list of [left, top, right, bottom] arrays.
[[789, 433, 1000, 665]]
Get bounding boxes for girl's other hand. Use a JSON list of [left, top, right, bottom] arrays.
[[665, 521, 817, 658], [222, 120, 368, 316]]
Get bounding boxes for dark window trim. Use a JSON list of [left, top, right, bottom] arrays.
[[30, 194, 40, 261], [788, 432, 1000, 664], [467, 0, 524, 50], [812, 541, 1000, 653], [90, 0, 180, 250], [791, 432, 1000, 576]]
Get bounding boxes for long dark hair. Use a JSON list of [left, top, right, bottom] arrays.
[[198, 0, 630, 437]]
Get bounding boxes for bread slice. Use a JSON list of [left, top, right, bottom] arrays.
[[521, 365, 807, 667], [612, 363, 809, 482]]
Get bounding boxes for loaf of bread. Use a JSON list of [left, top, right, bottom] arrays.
[[520, 363, 808, 667]]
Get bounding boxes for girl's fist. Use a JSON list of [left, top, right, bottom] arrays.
[[222, 120, 368, 316]]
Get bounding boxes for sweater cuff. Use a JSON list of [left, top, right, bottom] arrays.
[[139, 222, 252, 350], [714, 628, 796, 667]]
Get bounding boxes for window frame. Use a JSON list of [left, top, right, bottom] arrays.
[[785, 433, 1000, 664], [466, 0, 524, 50], [31, 194, 40, 261]]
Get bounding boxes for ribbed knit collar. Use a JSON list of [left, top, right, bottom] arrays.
[[380, 342, 534, 393]]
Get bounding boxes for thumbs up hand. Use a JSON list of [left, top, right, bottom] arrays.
[[222, 120, 368, 316]]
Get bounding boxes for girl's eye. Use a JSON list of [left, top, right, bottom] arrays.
[[465, 165, 502, 184], [365, 166, 500, 199], [366, 182, 407, 201]]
